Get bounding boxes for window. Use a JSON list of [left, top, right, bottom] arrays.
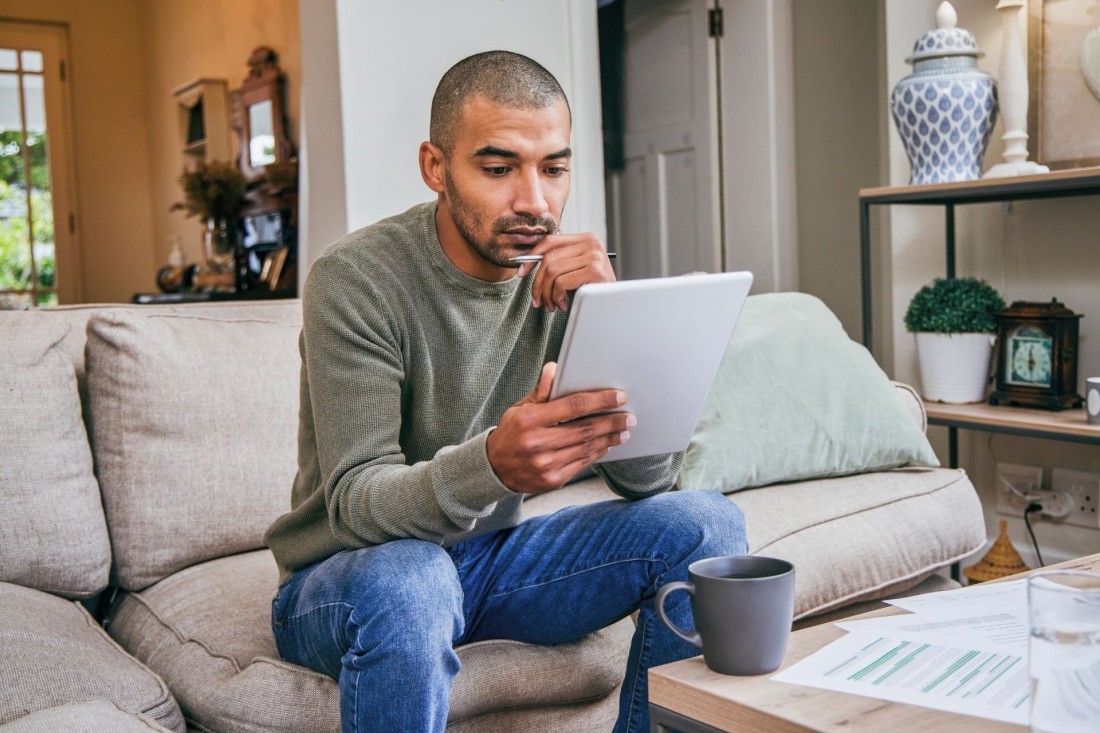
[[0, 23, 76, 308]]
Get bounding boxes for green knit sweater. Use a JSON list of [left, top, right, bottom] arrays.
[[265, 202, 683, 583]]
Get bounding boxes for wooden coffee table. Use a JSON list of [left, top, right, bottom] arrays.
[[648, 552, 1100, 733]]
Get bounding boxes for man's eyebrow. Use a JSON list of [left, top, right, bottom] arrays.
[[471, 146, 573, 161], [474, 145, 518, 158]]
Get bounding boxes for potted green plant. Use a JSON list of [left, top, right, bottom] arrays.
[[905, 276, 1006, 403]]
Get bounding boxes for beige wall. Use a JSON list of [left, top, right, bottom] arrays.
[[138, 0, 300, 271], [0, 0, 299, 303], [0, 0, 156, 303], [792, 0, 884, 340]]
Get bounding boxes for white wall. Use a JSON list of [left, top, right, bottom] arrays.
[[323, 0, 605, 258], [881, 0, 1100, 566]]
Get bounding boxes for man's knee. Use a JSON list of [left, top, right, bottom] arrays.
[[346, 540, 463, 626], [643, 491, 748, 556]]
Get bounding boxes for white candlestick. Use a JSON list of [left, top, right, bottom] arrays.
[[984, 0, 1050, 177]]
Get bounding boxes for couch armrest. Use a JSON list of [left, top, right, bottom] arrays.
[[892, 381, 927, 433]]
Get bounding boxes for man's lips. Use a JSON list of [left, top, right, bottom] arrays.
[[503, 229, 547, 246]]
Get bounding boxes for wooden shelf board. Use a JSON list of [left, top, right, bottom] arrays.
[[925, 401, 1100, 444], [860, 166, 1100, 205]]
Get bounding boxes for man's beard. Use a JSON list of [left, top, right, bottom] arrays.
[[444, 173, 559, 268]]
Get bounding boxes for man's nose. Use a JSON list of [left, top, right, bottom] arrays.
[[512, 168, 549, 218]]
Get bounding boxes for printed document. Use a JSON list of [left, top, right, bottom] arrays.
[[772, 580, 1031, 725]]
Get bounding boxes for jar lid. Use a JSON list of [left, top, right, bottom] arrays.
[[906, 1, 984, 64]]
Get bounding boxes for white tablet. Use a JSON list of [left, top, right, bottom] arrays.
[[549, 271, 753, 463]]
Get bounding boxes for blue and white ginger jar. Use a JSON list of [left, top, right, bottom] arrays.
[[890, 1, 997, 185]]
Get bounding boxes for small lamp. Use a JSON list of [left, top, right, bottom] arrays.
[[984, 0, 1049, 177]]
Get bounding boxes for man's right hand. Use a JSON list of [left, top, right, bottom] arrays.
[[486, 362, 635, 494]]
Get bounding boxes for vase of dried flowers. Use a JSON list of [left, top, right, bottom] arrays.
[[171, 161, 247, 285]]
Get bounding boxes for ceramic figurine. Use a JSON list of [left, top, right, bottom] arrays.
[[890, 1, 998, 184]]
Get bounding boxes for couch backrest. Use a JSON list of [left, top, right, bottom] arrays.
[[0, 314, 111, 598], [892, 380, 927, 433], [59, 301, 302, 591]]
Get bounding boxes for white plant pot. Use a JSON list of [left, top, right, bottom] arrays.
[[914, 332, 996, 403]]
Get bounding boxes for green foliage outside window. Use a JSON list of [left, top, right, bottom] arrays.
[[0, 129, 55, 300]]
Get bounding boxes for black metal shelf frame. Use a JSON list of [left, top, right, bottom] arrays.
[[857, 170, 1100, 580]]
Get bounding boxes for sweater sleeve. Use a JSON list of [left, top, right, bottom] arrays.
[[594, 451, 684, 500], [303, 254, 515, 548]]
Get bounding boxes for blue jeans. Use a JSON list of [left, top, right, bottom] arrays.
[[271, 490, 746, 732]]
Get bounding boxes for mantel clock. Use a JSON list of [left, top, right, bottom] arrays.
[[988, 299, 1083, 410]]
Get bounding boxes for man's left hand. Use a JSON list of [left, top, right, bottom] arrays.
[[517, 233, 616, 312]]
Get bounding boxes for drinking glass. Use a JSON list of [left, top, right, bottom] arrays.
[[1027, 570, 1100, 733]]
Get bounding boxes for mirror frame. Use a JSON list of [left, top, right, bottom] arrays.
[[231, 46, 294, 184]]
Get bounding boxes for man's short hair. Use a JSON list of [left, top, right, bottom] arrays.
[[430, 50, 571, 155]]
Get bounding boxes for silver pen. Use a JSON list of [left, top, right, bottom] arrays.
[[509, 253, 617, 263]]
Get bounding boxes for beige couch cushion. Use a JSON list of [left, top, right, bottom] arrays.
[[84, 309, 301, 591], [0, 583, 184, 732], [0, 700, 173, 732], [0, 316, 110, 598], [524, 466, 985, 621], [106, 550, 630, 733]]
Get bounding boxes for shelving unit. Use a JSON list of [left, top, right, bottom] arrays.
[[857, 167, 1100, 464], [172, 78, 232, 163], [858, 166, 1100, 352]]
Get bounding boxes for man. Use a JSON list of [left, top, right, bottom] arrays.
[[265, 50, 747, 733]]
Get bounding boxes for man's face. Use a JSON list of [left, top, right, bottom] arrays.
[[435, 96, 572, 279]]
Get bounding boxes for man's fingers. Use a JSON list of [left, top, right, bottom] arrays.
[[542, 387, 627, 425], [539, 411, 635, 452]]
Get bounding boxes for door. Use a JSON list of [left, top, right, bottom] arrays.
[[617, 0, 722, 279], [0, 22, 78, 306]]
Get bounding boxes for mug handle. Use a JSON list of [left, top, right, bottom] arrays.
[[655, 581, 702, 648]]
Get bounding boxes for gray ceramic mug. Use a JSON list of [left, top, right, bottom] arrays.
[[655, 555, 795, 675]]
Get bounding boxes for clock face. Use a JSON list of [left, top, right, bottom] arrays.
[[1006, 326, 1053, 387]]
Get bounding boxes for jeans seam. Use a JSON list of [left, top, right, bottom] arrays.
[[485, 556, 671, 601], [625, 611, 654, 732]]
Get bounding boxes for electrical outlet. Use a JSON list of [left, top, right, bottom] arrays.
[[1051, 469, 1100, 529], [995, 462, 1043, 516]]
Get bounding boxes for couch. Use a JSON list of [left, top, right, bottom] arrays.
[[0, 294, 986, 732]]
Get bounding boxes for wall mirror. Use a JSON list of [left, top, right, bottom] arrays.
[[231, 46, 294, 183], [229, 46, 298, 293]]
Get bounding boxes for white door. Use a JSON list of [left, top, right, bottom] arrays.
[[617, 0, 721, 279]]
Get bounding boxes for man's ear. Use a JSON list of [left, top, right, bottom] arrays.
[[419, 141, 446, 194]]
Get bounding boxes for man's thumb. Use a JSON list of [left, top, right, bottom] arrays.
[[528, 361, 556, 404]]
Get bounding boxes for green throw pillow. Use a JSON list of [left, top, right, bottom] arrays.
[[677, 292, 939, 493]]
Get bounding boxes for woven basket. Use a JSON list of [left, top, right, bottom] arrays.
[[962, 519, 1030, 584]]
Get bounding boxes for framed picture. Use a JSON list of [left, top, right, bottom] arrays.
[[1027, 0, 1100, 169], [260, 246, 289, 291]]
